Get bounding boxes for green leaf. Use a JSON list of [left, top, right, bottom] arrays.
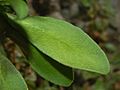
[[80, 0, 93, 7], [28, 44, 73, 86], [11, 16, 110, 74], [0, 52, 28, 90], [92, 79, 106, 90], [5, 23, 73, 86], [6, 0, 28, 19]]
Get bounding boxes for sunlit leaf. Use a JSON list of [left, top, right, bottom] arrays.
[[10, 16, 110, 74]]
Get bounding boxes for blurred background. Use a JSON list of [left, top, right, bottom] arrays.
[[5, 0, 120, 90]]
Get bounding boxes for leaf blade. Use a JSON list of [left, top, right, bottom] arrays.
[[28, 44, 73, 86], [5, 24, 73, 86], [13, 16, 110, 74], [0, 52, 28, 90], [6, 0, 28, 19]]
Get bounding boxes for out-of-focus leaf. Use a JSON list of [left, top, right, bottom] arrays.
[[100, 0, 114, 16], [80, 0, 93, 7], [95, 18, 109, 31], [105, 43, 116, 52], [0, 0, 8, 5], [9, 16, 110, 74], [6, 0, 28, 19], [0, 52, 28, 90], [82, 71, 99, 80], [110, 52, 120, 69], [92, 79, 106, 90]]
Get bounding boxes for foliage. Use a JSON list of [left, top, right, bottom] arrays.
[[0, 0, 110, 90]]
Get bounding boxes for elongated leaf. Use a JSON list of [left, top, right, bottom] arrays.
[[11, 16, 110, 74], [0, 52, 28, 90], [5, 24, 73, 86], [29, 44, 73, 86], [6, 0, 28, 19]]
